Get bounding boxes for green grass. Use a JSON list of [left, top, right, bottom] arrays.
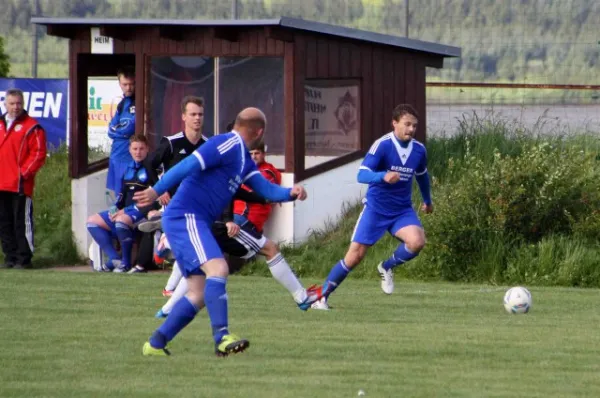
[[2, 271, 600, 397]]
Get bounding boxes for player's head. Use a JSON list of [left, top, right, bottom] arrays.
[[234, 107, 266, 146], [391, 104, 419, 142], [117, 67, 135, 97], [4, 88, 24, 119], [129, 134, 149, 162], [181, 96, 205, 133], [249, 141, 266, 165]]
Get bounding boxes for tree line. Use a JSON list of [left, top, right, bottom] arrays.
[[0, 0, 598, 84]]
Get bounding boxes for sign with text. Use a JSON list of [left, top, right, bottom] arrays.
[[0, 78, 68, 148], [87, 78, 123, 154], [304, 81, 361, 155], [91, 27, 114, 54]]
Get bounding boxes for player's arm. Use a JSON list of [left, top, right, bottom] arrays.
[[244, 171, 298, 203], [108, 99, 135, 139], [234, 188, 268, 204], [357, 139, 388, 184], [149, 137, 172, 174], [133, 138, 222, 206], [415, 150, 433, 211]]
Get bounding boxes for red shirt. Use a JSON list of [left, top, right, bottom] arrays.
[[0, 112, 47, 197], [233, 161, 281, 232]]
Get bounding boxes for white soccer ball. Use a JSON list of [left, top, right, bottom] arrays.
[[503, 286, 532, 314]]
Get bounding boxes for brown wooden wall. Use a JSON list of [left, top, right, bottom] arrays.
[[63, 25, 443, 180]]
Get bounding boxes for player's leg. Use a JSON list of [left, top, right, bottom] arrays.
[[113, 210, 142, 272], [158, 234, 181, 296], [157, 270, 191, 318], [86, 211, 120, 270], [377, 209, 426, 294], [144, 272, 205, 356], [321, 205, 387, 300]]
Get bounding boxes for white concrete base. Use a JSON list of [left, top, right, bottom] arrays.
[[71, 168, 112, 257], [70, 160, 366, 258]]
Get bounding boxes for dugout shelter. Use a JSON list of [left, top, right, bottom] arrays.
[[32, 16, 460, 257]]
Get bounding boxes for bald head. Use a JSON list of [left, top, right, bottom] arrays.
[[234, 107, 266, 132]]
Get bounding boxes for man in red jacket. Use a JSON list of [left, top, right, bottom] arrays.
[[233, 141, 281, 232], [0, 89, 47, 269]]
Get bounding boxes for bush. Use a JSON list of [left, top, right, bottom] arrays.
[[408, 119, 600, 285]]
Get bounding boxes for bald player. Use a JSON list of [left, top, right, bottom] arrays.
[[133, 108, 320, 357]]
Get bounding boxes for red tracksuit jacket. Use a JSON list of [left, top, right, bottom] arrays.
[[0, 112, 47, 197]]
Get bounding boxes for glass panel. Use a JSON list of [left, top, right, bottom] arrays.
[[149, 56, 215, 147], [218, 57, 284, 169], [87, 77, 120, 163], [304, 80, 361, 169]]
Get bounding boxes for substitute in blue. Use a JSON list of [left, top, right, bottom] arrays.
[[315, 104, 433, 310], [133, 107, 311, 357], [106, 68, 136, 193], [87, 135, 157, 273]]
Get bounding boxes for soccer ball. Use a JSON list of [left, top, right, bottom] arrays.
[[503, 286, 532, 314]]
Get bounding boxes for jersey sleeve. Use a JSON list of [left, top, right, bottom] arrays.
[[360, 139, 385, 172], [192, 136, 228, 171], [150, 137, 172, 173], [415, 147, 428, 176]]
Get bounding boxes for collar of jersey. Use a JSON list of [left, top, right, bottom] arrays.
[[390, 132, 411, 148]]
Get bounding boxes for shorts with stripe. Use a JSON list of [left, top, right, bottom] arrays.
[[212, 221, 267, 260], [351, 204, 422, 246], [162, 214, 224, 277]]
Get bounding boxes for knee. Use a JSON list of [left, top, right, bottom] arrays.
[[203, 260, 229, 278], [114, 215, 131, 225], [405, 235, 426, 253], [262, 240, 279, 258], [87, 214, 101, 226], [344, 245, 367, 268]]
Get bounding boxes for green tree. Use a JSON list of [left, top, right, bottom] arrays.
[[0, 37, 10, 77]]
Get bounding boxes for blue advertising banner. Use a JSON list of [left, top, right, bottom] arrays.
[[0, 78, 68, 149]]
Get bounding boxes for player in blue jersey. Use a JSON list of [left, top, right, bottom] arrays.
[[106, 68, 136, 193], [133, 107, 321, 357], [313, 104, 433, 310]]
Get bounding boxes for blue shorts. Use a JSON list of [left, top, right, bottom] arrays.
[[351, 204, 422, 245], [162, 214, 224, 278], [106, 157, 130, 192], [99, 207, 146, 236]]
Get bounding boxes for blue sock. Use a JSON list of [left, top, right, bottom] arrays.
[[150, 296, 198, 349], [323, 260, 351, 298], [204, 277, 229, 344], [382, 243, 418, 271], [87, 223, 119, 260], [115, 222, 133, 267]]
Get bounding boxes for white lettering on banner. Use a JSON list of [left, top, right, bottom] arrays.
[[0, 91, 63, 118], [304, 83, 361, 155]]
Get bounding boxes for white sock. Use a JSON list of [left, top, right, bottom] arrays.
[[162, 277, 189, 314], [164, 263, 183, 291], [266, 253, 307, 303]]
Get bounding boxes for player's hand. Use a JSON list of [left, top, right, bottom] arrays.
[[421, 203, 434, 214], [290, 185, 307, 201], [133, 187, 158, 208], [383, 171, 401, 184], [225, 221, 240, 237], [158, 192, 171, 206]]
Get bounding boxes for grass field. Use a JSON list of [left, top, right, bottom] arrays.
[[2, 271, 600, 398]]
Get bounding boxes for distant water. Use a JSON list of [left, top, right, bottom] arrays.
[[426, 104, 600, 136]]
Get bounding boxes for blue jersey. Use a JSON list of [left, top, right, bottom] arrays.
[[108, 96, 136, 161], [164, 132, 262, 221], [360, 133, 427, 217]]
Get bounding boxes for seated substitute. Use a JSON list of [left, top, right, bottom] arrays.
[[86, 135, 158, 273]]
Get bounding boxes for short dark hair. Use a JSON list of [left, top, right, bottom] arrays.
[[392, 104, 419, 121], [5, 88, 24, 101], [249, 140, 265, 152], [117, 67, 135, 80], [129, 134, 148, 146], [225, 120, 236, 132], [181, 96, 204, 114]]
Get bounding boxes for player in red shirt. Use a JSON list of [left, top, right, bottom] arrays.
[[233, 141, 281, 232]]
